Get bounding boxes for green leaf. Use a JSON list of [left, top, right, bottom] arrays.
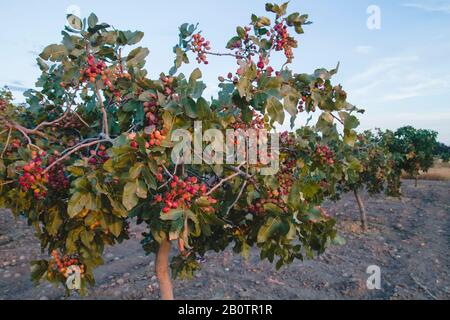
[[67, 192, 85, 218], [306, 207, 322, 221], [103, 159, 114, 173], [67, 14, 83, 30], [340, 111, 360, 130], [122, 182, 138, 211], [136, 179, 147, 199], [160, 208, 184, 221], [183, 97, 198, 119], [129, 162, 144, 180], [266, 97, 285, 125], [302, 182, 320, 199], [36, 58, 49, 72], [265, 2, 288, 17], [30, 261, 48, 284], [40, 44, 68, 62], [127, 31, 144, 45], [47, 207, 63, 237], [189, 68, 202, 85], [257, 216, 285, 243], [226, 36, 241, 49], [109, 219, 123, 237], [255, 16, 271, 28], [236, 26, 246, 39], [126, 47, 149, 67], [80, 229, 95, 248], [344, 129, 357, 147], [0, 159, 5, 175], [236, 78, 251, 98], [88, 13, 98, 29], [197, 97, 211, 118], [263, 203, 284, 214], [283, 91, 300, 117]]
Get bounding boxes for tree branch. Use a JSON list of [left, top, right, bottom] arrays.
[[225, 180, 248, 216], [43, 139, 111, 174], [73, 111, 90, 128], [14, 125, 43, 152], [95, 85, 110, 139], [34, 109, 71, 132], [331, 112, 344, 125], [1, 128, 12, 158], [204, 51, 245, 59], [206, 162, 245, 196]]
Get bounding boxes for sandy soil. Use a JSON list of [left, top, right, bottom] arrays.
[[0, 180, 449, 300]]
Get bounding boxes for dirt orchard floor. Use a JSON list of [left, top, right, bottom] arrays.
[[0, 179, 449, 300]]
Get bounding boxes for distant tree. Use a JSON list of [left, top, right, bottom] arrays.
[[435, 142, 450, 163], [382, 126, 438, 187], [334, 130, 399, 231]]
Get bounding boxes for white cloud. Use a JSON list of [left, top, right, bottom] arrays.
[[402, 2, 450, 14], [355, 46, 373, 55], [345, 55, 450, 103], [383, 78, 444, 101]]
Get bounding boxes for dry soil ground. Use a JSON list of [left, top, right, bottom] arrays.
[[0, 180, 449, 300]]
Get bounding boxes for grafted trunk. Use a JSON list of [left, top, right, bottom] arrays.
[[155, 238, 174, 300], [354, 189, 367, 232]]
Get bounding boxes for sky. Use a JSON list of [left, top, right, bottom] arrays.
[[0, 0, 449, 143]]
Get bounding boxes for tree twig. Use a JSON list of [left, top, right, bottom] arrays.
[[225, 180, 248, 216], [331, 112, 344, 125], [206, 162, 245, 196], [73, 111, 90, 128], [0, 181, 14, 187], [43, 139, 111, 174], [95, 85, 110, 139], [14, 125, 43, 152], [1, 128, 12, 158], [34, 109, 71, 132], [204, 51, 245, 59]]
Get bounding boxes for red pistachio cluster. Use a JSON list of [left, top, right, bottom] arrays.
[[143, 76, 177, 130], [315, 145, 335, 165], [0, 98, 6, 111], [155, 176, 217, 214], [191, 33, 211, 64], [298, 96, 307, 113], [232, 110, 265, 130], [61, 54, 131, 103], [280, 131, 295, 146], [10, 139, 21, 150], [51, 250, 84, 278], [256, 54, 275, 77], [248, 189, 288, 216], [47, 155, 70, 190], [273, 21, 294, 61], [143, 96, 159, 126], [146, 129, 167, 148], [18, 151, 48, 199], [87, 144, 109, 165]]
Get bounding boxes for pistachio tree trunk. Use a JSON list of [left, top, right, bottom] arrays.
[[354, 189, 367, 232], [155, 238, 174, 300]]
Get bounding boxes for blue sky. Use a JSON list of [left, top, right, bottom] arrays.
[[0, 0, 449, 143]]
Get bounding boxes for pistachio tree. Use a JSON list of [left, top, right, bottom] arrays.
[[0, 3, 362, 299]]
